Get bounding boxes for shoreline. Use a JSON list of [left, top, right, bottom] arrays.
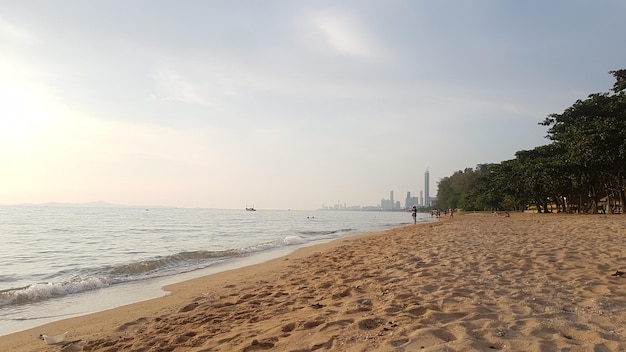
[[2, 213, 625, 351], [0, 245, 301, 337], [1, 225, 390, 351], [0, 230, 387, 337], [0, 209, 431, 338], [0, 213, 433, 337]]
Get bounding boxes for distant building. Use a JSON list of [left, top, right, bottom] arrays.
[[381, 198, 393, 211], [405, 192, 419, 209], [381, 190, 400, 210], [323, 174, 435, 211], [424, 169, 430, 207]]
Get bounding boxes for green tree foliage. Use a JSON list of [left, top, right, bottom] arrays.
[[436, 70, 626, 213], [610, 69, 626, 93], [436, 164, 502, 211]]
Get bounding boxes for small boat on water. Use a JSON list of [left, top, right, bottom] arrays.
[[245, 205, 256, 211]]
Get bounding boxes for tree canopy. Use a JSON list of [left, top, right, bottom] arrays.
[[436, 70, 626, 213]]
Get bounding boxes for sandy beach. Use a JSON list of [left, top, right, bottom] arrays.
[[2, 213, 626, 351]]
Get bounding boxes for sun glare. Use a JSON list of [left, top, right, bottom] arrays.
[[0, 84, 42, 146]]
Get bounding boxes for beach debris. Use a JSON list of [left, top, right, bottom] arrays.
[[610, 270, 624, 276], [311, 303, 325, 309], [40, 331, 68, 344]]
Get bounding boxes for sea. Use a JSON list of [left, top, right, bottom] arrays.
[[0, 206, 432, 336]]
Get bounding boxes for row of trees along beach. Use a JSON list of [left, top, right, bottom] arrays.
[[437, 69, 626, 214]]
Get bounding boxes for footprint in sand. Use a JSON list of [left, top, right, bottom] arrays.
[[281, 322, 296, 333], [179, 302, 200, 312], [242, 338, 276, 351], [358, 318, 385, 330], [116, 317, 149, 332], [303, 319, 325, 329]]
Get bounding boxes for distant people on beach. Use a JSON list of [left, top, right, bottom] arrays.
[[411, 205, 417, 224], [429, 210, 443, 218]]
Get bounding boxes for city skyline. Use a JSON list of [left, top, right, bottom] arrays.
[[4, 168, 435, 210], [323, 169, 434, 210]]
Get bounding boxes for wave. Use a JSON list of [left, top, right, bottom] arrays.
[[0, 277, 110, 307], [298, 228, 355, 236], [241, 229, 355, 253], [243, 235, 307, 252], [0, 250, 244, 308], [282, 235, 306, 245], [108, 249, 242, 278]]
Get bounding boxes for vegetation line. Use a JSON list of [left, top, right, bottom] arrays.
[[437, 70, 626, 214]]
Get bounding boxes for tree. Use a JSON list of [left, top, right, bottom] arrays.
[[436, 165, 502, 211], [610, 69, 626, 93], [541, 72, 626, 213], [437, 69, 626, 214]]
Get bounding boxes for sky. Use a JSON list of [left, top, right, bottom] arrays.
[[1, 1, 625, 210]]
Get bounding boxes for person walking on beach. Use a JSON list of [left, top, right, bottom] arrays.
[[411, 205, 417, 224]]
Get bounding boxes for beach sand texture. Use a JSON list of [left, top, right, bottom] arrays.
[[2, 214, 626, 351]]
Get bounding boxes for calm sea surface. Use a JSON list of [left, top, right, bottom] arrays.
[[0, 206, 431, 336]]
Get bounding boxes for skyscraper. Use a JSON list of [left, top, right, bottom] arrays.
[[424, 169, 430, 207]]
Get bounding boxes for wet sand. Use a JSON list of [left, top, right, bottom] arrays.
[[2, 213, 626, 351]]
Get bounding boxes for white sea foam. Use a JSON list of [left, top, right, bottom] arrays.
[[0, 277, 110, 306], [283, 235, 306, 245]]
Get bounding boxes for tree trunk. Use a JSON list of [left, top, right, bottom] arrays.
[[542, 199, 550, 213], [534, 199, 543, 213]]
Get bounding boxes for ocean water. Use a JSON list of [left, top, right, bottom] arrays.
[[0, 206, 431, 336]]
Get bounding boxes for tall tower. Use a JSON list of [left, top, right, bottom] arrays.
[[424, 169, 430, 207], [390, 190, 394, 209]]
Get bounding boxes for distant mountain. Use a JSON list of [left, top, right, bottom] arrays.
[[11, 201, 129, 208], [2, 201, 175, 208], [82, 201, 127, 207]]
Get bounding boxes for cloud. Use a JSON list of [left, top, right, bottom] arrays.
[[0, 17, 35, 45], [308, 10, 380, 60], [150, 67, 214, 106]]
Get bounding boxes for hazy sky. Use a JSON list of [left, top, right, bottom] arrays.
[[1, 1, 624, 209]]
